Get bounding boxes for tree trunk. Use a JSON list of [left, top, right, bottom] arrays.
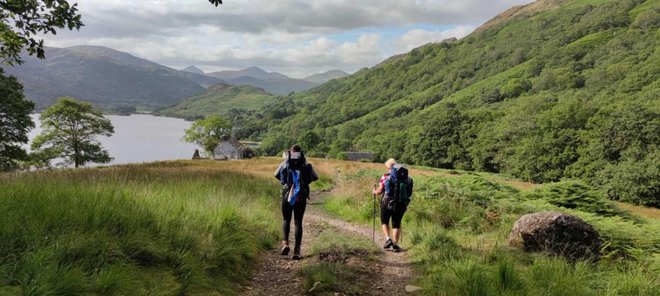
[[74, 144, 80, 168]]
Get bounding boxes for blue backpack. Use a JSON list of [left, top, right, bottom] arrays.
[[284, 151, 305, 205], [385, 165, 413, 212]]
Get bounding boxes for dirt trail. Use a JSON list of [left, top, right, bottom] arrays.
[[242, 191, 416, 295]]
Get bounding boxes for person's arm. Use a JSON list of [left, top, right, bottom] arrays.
[[275, 162, 288, 185], [307, 164, 319, 183], [274, 161, 283, 180], [373, 175, 386, 195], [373, 183, 384, 195]]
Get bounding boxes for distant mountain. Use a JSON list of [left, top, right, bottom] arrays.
[[155, 82, 275, 120], [208, 66, 273, 80], [304, 70, 350, 84], [3, 46, 208, 109], [181, 65, 205, 75], [207, 67, 319, 95]]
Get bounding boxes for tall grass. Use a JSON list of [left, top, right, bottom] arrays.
[[301, 228, 377, 295], [0, 162, 280, 295], [322, 167, 660, 295]]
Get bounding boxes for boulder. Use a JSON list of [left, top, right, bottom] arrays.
[[508, 211, 601, 260]]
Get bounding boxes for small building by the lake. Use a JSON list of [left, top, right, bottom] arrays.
[[213, 139, 257, 160], [344, 151, 374, 162], [213, 139, 243, 160]]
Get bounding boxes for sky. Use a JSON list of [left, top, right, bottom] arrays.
[[41, 0, 532, 78]]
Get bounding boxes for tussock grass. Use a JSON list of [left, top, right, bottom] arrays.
[[0, 162, 280, 295], [300, 263, 367, 296], [301, 228, 377, 295], [309, 227, 379, 259]]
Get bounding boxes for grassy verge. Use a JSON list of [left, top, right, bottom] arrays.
[[324, 168, 660, 296], [300, 228, 379, 295], [0, 161, 280, 295]]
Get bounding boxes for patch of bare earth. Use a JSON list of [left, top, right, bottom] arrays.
[[242, 192, 416, 295]]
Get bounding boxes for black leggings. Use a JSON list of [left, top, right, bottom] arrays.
[[282, 197, 307, 250], [381, 201, 405, 228]]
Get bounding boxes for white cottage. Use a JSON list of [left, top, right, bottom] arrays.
[[213, 140, 243, 160]]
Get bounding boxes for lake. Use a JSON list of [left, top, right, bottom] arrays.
[[28, 114, 200, 166]]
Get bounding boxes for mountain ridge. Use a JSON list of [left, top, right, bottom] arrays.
[[3, 46, 209, 109], [207, 67, 320, 95], [304, 70, 350, 84], [181, 65, 205, 75]]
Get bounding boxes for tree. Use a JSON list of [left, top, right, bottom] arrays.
[[0, 68, 34, 171], [183, 115, 233, 155], [0, 0, 83, 65], [297, 130, 321, 151], [31, 97, 114, 168], [409, 106, 470, 169], [1, 0, 222, 65]]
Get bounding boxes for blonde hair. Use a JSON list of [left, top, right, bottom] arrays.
[[385, 158, 397, 169]]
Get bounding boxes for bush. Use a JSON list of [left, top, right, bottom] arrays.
[[598, 150, 660, 206], [525, 181, 619, 216], [500, 78, 532, 98]]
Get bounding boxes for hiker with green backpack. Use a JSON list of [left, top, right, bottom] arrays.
[[372, 158, 413, 252], [274, 144, 318, 260]]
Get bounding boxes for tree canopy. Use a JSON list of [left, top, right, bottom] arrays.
[[0, 68, 34, 171], [183, 115, 233, 155], [31, 97, 114, 168], [0, 0, 83, 65]]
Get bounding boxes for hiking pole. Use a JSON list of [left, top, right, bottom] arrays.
[[372, 183, 377, 243]]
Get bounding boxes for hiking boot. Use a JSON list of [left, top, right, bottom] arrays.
[[280, 241, 290, 256], [392, 244, 401, 253], [292, 247, 302, 260], [383, 238, 394, 249]]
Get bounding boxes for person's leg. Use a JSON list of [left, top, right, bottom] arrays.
[[380, 202, 394, 249], [281, 198, 293, 255], [381, 224, 391, 238], [393, 228, 401, 243], [391, 211, 404, 252], [292, 199, 307, 259]]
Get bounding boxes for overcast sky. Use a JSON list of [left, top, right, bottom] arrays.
[[41, 0, 532, 78]]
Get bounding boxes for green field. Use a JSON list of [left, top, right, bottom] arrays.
[[324, 167, 660, 296], [0, 161, 280, 295], [1, 159, 658, 295]]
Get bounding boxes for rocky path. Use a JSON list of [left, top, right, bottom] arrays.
[[242, 191, 417, 295]]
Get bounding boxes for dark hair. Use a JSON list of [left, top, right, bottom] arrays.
[[291, 144, 302, 152]]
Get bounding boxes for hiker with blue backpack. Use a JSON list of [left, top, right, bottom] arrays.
[[373, 158, 413, 252], [274, 144, 318, 260]]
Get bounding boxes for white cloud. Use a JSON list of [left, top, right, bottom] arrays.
[[396, 25, 477, 53], [39, 0, 532, 77]]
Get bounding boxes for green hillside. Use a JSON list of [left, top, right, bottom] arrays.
[[155, 83, 276, 121], [247, 0, 659, 206]]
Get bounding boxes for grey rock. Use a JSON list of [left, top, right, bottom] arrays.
[[508, 211, 601, 260]]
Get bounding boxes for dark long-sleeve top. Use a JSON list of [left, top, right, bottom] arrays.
[[274, 160, 319, 198]]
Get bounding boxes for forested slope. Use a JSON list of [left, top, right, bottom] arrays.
[[247, 0, 659, 206], [155, 83, 275, 121]]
